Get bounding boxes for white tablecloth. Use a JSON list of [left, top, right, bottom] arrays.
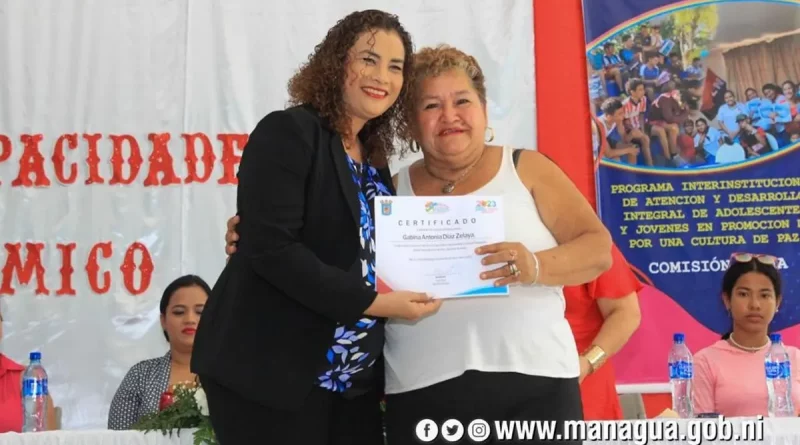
[[0, 430, 196, 445], [3, 419, 800, 444]]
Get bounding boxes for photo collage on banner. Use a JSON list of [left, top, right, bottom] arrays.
[[582, 0, 800, 388]]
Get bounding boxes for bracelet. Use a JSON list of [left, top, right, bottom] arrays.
[[531, 252, 540, 285], [583, 345, 608, 372]]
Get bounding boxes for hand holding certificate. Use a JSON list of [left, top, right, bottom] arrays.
[[375, 196, 510, 299]]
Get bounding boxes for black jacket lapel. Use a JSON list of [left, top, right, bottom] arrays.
[[330, 135, 361, 225]]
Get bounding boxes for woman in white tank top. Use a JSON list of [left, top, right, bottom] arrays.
[[382, 46, 612, 445], [221, 45, 613, 444]]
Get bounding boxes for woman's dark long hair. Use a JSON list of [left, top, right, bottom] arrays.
[[720, 258, 782, 340], [783, 80, 798, 103], [695, 117, 709, 134]]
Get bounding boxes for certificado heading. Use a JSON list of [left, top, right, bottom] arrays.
[[397, 218, 478, 226]]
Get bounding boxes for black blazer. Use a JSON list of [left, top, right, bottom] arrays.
[[191, 104, 396, 411]]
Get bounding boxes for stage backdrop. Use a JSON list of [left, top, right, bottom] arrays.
[[0, 0, 535, 430], [582, 0, 800, 392]]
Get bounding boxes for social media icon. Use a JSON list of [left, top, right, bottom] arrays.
[[441, 419, 464, 442], [415, 419, 438, 443], [468, 419, 491, 442]]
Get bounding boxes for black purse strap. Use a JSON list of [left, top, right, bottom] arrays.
[[512, 148, 524, 167]]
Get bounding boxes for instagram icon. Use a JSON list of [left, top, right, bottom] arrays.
[[468, 419, 491, 442]]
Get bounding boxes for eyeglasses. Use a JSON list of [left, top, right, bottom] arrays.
[[730, 252, 778, 267]]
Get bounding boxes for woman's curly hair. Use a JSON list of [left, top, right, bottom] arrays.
[[287, 10, 415, 165], [399, 45, 488, 153]]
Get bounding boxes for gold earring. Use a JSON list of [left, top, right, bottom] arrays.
[[485, 127, 495, 143]]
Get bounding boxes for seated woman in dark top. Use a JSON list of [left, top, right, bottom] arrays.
[[735, 114, 770, 157], [107, 275, 210, 430]]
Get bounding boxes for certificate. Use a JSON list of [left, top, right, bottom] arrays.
[[375, 196, 509, 298]]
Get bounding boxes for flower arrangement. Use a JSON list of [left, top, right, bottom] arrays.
[[132, 382, 217, 445]]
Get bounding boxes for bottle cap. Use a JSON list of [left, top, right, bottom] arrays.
[[29, 351, 41, 361], [770, 333, 782, 343], [673, 333, 685, 343]]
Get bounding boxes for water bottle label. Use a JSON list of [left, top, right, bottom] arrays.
[[22, 378, 48, 397], [669, 361, 693, 379], [781, 361, 791, 379], [766, 362, 781, 379]]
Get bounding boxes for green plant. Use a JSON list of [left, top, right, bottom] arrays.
[[663, 5, 719, 66], [132, 385, 216, 445]]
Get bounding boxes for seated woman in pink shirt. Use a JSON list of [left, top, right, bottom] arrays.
[[0, 303, 57, 433], [693, 253, 799, 417]]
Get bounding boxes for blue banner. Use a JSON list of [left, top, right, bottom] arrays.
[[583, 0, 800, 384]]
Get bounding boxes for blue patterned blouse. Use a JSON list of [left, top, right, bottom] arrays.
[[316, 155, 392, 396]]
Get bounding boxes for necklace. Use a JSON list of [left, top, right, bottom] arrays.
[[729, 333, 769, 352], [423, 150, 484, 194], [343, 138, 363, 162]]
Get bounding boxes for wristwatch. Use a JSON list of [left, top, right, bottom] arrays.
[[582, 345, 608, 373]]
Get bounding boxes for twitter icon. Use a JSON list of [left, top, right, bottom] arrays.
[[441, 419, 464, 442]]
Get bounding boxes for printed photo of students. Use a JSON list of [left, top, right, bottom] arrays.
[[639, 51, 662, 100], [735, 114, 772, 157], [782, 81, 800, 121], [715, 91, 749, 139], [693, 118, 723, 163], [760, 83, 793, 146], [599, 98, 640, 164], [621, 79, 655, 165], [584, 2, 800, 169], [647, 81, 687, 164], [685, 57, 704, 80], [602, 42, 625, 94]]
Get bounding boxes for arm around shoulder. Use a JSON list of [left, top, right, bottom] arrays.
[[517, 150, 612, 286], [236, 110, 376, 326], [590, 243, 643, 298], [591, 244, 643, 352]]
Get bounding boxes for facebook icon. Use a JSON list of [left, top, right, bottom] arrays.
[[415, 419, 439, 442]]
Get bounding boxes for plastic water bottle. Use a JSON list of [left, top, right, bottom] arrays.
[[22, 351, 49, 432], [669, 333, 694, 418], [766, 333, 795, 417]]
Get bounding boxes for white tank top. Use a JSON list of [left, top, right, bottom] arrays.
[[384, 146, 580, 394]]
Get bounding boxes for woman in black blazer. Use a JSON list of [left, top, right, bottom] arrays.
[[190, 10, 441, 445]]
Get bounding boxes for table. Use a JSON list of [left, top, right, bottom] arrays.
[[3, 418, 800, 444], [0, 429, 196, 445]]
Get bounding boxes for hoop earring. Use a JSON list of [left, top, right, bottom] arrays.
[[485, 127, 495, 143]]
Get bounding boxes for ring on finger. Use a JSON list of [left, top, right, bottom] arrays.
[[508, 262, 521, 277], [509, 250, 518, 261]]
